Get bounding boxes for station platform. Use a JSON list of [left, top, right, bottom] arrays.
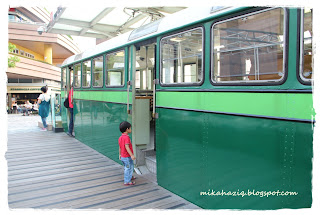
[[6, 114, 200, 210]]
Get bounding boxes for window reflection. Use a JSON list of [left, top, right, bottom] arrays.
[[82, 60, 91, 87], [93, 56, 103, 87], [300, 8, 313, 82], [106, 50, 125, 86], [161, 28, 203, 84], [212, 8, 285, 83], [74, 64, 81, 88]]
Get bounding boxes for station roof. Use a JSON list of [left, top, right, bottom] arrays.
[[45, 7, 187, 40]]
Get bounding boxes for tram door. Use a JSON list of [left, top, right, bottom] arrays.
[[129, 41, 157, 176]]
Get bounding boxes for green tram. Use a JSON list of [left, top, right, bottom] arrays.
[[61, 7, 314, 209]]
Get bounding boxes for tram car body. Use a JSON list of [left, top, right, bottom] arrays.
[[61, 7, 314, 209]]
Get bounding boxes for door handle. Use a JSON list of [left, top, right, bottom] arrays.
[[152, 79, 159, 119]]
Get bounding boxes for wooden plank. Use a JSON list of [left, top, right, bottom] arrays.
[[156, 199, 187, 209], [43, 182, 156, 209], [109, 189, 174, 209], [9, 171, 122, 194], [8, 165, 119, 187], [11, 178, 151, 208], [7, 115, 200, 210]]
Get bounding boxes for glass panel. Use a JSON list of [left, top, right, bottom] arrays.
[[135, 69, 153, 90], [82, 60, 91, 87], [62, 68, 66, 88], [300, 8, 313, 81], [70, 68, 73, 87], [74, 63, 81, 88], [106, 50, 125, 86], [19, 79, 32, 83], [107, 72, 122, 86], [161, 28, 203, 84], [135, 44, 156, 91], [8, 78, 18, 83], [129, 19, 161, 41], [93, 56, 103, 87], [212, 8, 285, 83]]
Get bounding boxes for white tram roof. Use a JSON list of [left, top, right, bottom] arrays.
[[62, 6, 236, 67]]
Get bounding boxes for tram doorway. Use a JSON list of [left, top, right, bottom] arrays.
[[64, 66, 73, 130], [130, 41, 157, 178]]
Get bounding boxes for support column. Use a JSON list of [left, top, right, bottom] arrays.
[[8, 93, 12, 113], [44, 44, 53, 64]]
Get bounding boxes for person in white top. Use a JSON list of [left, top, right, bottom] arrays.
[[37, 86, 50, 131]]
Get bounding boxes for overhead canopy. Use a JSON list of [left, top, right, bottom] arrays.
[[45, 7, 187, 39]]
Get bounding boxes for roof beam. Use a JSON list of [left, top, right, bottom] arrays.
[[152, 7, 187, 14], [80, 27, 117, 38], [46, 7, 66, 33], [121, 13, 149, 30], [56, 18, 122, 37], [90, 7, 115, 26], [80, 8, 115, 37], [49, 28, 108, 39], [56, 18, 126, 32]]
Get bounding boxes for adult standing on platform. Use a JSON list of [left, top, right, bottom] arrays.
[[38, 86, 50, 131], [68, 83, 74, 137]]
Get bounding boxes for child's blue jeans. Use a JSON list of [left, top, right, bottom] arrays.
[[120, 157, 134, 183]]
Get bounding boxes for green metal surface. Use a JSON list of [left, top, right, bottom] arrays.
[[156, 92, 314, 121], [156, 108, 313, 209], [73, 99, 131, 165], [73, 91, 131, 104]]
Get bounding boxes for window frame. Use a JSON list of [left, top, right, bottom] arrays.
[[297, 8, 313, 85], [159, 26, 205, 87], [92, 55, 104, 88], [81, 59, 92, 88], [210, 7, 288, 86], [105, 49, 126, 88], [61, 67, 66, 89], [73, 63, 81, 88]]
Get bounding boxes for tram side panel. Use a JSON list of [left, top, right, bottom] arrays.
[[74, 99, 129, 165], [156, 93, 313, 209]]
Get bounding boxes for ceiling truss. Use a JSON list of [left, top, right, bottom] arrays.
[[46, 7, 186, 39]]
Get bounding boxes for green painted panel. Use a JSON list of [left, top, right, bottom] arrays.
[[73, 99, 131, 164], [156, 108, 313, 209], [156, 92, 314, 120], [73, 91, 132, 104]]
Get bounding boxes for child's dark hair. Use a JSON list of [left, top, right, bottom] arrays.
[[119, 121, 131, 133], [41, 86, 47, 93]]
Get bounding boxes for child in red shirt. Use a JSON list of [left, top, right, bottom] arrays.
[[119, 121, 136, 185]]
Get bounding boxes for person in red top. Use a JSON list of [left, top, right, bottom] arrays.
[[119, 121, 136, 185], [67, 83, 74, 137]]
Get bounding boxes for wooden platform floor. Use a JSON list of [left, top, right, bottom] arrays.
[[6, 114, 200, 210]]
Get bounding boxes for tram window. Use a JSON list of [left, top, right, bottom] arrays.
[[74, 63, 81, 88], [70, 67, 74, 87], [92, 56, 103, 87], [212, 8, 285, 84], [106, 50, 125, 87], [160, 27, 203, 85], [62, 68, 66, 88], [300, 8, 313, 82], [82, 60, 91, 88]]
